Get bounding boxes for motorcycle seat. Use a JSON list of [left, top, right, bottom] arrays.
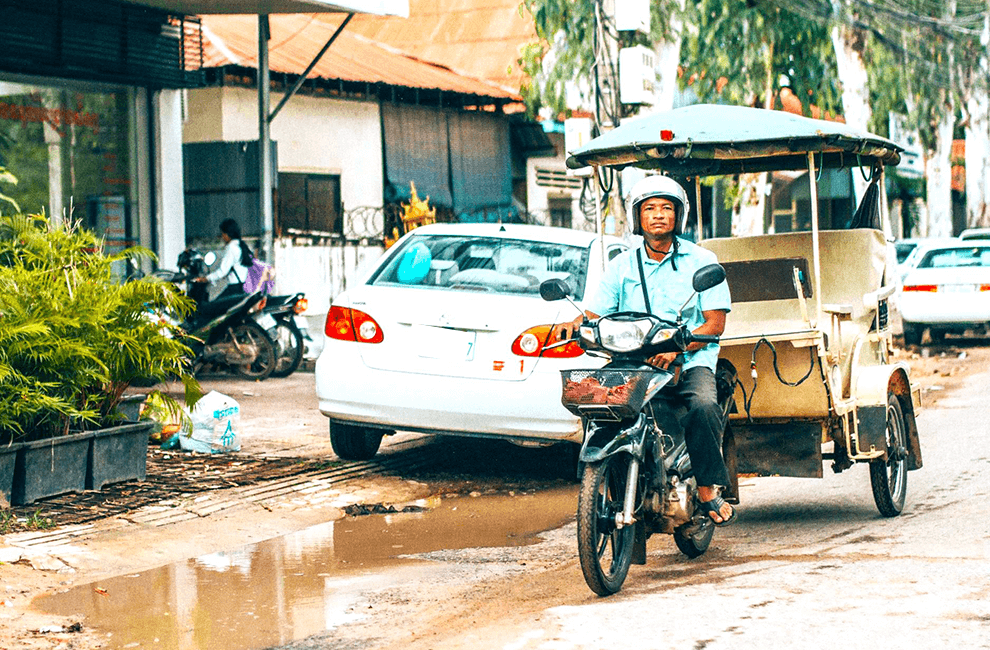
[[196, 293, 255, 319]]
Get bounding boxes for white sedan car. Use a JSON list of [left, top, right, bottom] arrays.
[[315, 223, 629, 459], [899, 240, 990, 345]]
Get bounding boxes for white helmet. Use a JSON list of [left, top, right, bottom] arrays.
[[627, 175, 690, 235]]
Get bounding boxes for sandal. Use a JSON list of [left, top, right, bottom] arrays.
[[698, 495, 736, 527]]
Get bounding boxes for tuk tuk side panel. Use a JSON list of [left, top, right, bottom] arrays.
[[853, 363, 923, 470], [723, 339, 831, 420]]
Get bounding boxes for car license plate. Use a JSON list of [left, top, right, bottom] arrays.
[[415, 325, 476, 361], [943, 284, 976, 293]]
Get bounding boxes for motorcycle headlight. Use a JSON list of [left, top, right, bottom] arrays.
[[598, 318, 654, 353]]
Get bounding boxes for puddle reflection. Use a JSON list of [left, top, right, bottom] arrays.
[[37, 486, 577, 650]]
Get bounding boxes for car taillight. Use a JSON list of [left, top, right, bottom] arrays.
[[980, 285, 990, 292], [902, 284, 938, 292], [325, 306, 384, 343], [511, 325, 583, 358]]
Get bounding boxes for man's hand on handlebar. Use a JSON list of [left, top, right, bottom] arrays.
[[646, 352, 680, 370], [552, 310, 598, 342]]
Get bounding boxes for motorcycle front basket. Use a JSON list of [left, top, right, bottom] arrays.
[[560, 368, 655, 420]]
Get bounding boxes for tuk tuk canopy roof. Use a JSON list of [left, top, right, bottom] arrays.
[[566, 104, 903, 176]]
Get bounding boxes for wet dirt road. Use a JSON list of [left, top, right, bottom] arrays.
[[275, 344, 990, 650], [24, 341, 990, 650]]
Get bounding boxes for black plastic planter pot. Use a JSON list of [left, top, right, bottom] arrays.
[[89, 421, 154, 491], [12, 432, 94, 506], [0, 442, 23, 507]]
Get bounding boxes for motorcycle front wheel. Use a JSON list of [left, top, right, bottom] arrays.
[[228, 321, 277, 380], [271, 320, 304, 378], [577, 453, 636, 596]]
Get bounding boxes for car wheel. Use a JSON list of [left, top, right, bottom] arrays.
[[329, 421, 385, 460], [929, 329, 946, 344], [902, 322, 922, 347]]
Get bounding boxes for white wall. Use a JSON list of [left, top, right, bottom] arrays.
[[182, 86, 387, 334], [185, 86, 384, 214], [156, 89, 187, 272], [526, 155, 592, 230], [273, 240, 384, 315]]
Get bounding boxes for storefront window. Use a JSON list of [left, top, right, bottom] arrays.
[[0, 81, 136, 257]]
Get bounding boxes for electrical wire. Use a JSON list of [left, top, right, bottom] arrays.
[[741, 337, 817, 421]]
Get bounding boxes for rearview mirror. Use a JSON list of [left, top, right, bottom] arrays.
[[692, 264, 726, 293], [539, 278, 571, 302]]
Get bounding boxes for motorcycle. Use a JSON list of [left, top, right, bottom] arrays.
[[540, 263, 736, 596], [153, 249, 278, 380], [253, 292, 309, 378]]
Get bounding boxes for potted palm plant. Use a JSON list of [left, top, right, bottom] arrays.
[[0, 173, 200, 505]]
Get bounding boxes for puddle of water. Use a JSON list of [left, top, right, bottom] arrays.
[[36, 486, 577, 650]]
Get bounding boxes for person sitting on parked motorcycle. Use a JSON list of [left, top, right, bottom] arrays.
[[558, 174, 736, 525], [196, 218, 254, 296]]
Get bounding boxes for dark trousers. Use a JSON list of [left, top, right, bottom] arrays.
[[673, 366, 730, 488]]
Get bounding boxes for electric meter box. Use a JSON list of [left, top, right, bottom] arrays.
[[564, 117, 594, 177], [614, 0, 651, 34], [619, 46, 657, 105]]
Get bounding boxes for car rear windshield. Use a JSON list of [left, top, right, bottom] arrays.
[[916, 246, 990, 269], [370, 234, 591, 299]]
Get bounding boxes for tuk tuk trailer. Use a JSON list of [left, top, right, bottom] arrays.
[[567, 104, 922, 517]]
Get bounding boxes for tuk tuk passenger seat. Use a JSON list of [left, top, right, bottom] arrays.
[[699, 229, 891, 418]]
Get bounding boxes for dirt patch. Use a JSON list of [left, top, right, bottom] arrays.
[[892, 337, 990, 409]]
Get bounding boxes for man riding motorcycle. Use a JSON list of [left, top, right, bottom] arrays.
[[557, 175, 736, 525]]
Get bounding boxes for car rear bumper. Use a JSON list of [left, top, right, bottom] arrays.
[[899, 292, 990, 325], [315, 347, 583, 443]]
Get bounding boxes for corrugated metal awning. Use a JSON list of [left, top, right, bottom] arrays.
[[122, 0, 408, 17], [200, 14, 520, 101]]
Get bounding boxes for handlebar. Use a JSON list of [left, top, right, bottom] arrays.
[[690, 333, 720, 345]]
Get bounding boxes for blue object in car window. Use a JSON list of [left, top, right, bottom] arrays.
[[396, 241, 432, 284]]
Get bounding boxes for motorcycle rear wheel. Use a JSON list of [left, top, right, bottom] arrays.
[[271, 320, 304, 378], [673, 518, 715, 558], [870, 393, 908, 517], [228, 321, 277, 380], [577, 454, 636, 596]]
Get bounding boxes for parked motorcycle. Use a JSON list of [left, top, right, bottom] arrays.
[[153, 249, 278, 380], [540, 263, 736, 596], [253, 292, 309, 378]]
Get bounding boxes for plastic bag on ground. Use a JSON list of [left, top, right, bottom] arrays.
[[180, 390, 242, 454]]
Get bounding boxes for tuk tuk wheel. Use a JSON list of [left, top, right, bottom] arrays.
[[869, 393, 908, 517]]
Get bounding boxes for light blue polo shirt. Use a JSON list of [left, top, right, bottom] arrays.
[[586, 237, 732, 371]]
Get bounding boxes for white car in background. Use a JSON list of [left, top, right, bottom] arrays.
[[895, 237, 957, 282], [315, 223, 628, 460], [899, 240, 990, 345], [959, 227, 990, 241]]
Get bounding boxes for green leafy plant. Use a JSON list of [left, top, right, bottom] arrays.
[[0, 508, 57, 534], [0, 207, 202, 443]]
